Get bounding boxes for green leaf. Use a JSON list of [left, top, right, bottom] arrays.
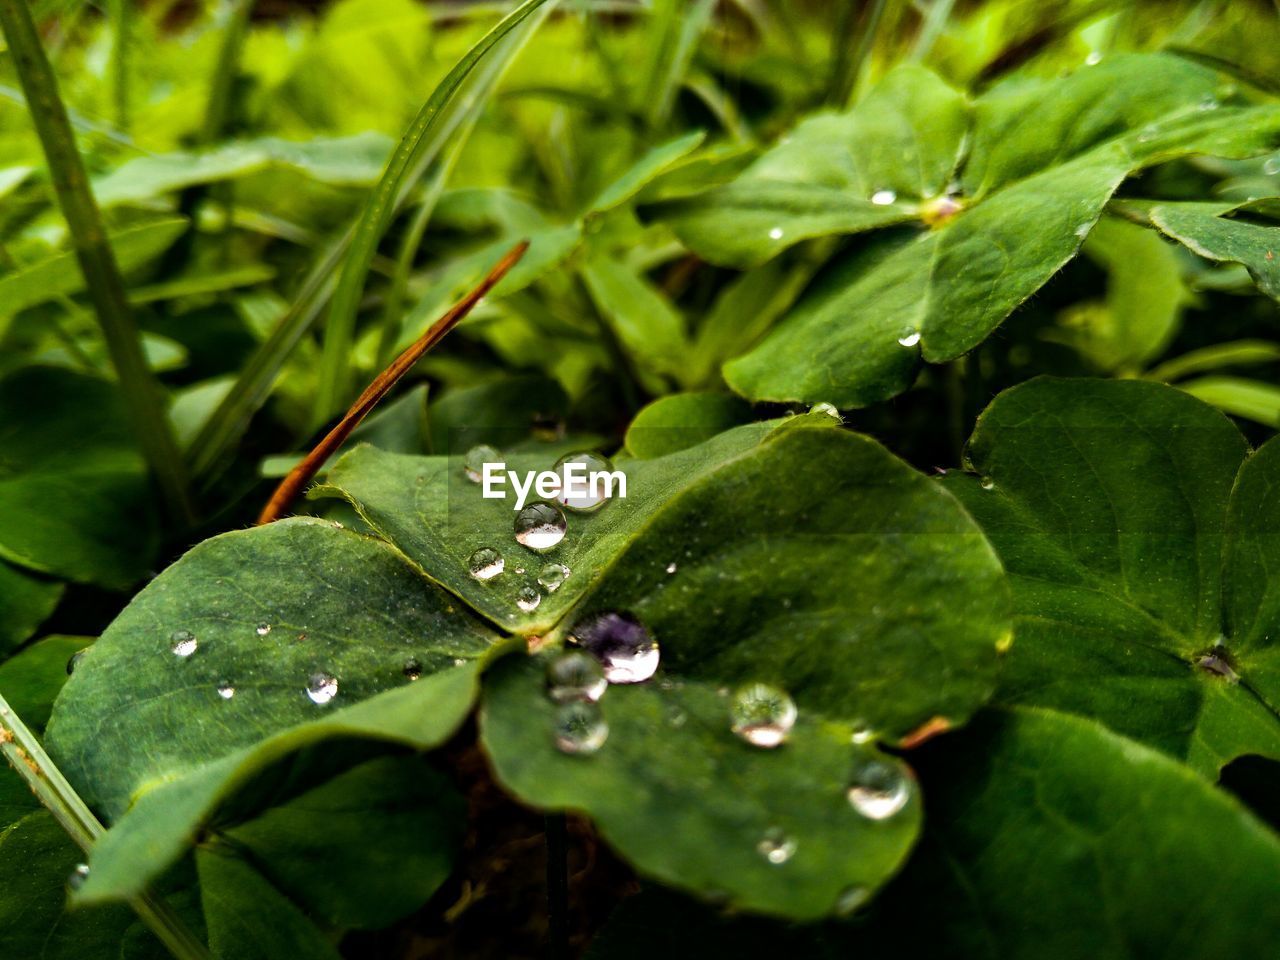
[[580, 255, 689, 381], [0, 218, 187, 318], [1180, 375, 1280, 427], [651, 64, 966, 267], [0, 366, 157, 589], [0, 561, 63, 655], [624, 392, 752, 459], [46, 517, 499, 819], [1147, 200, 1280, 301], [589, 130, 705, 215], [90, 134, 394, 207], [860, 708, 1280, 959], [669, 55, 1280, 407], [0, 634, 85, 731], [481, 655, 922, 920], [1146, 339, 1280, 383], [944, 378, 1280, 775]]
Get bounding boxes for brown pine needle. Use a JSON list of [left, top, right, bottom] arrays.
[[258, 240, 529, 525]]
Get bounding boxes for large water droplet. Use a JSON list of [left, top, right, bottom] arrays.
[[66, 649, 88, 675], [464, 444, 502, 483], [306, 672, 339, 705], [553, 700, 608, 755], [255, 622, 271, 637], [665, 562, 677, 575], [554, 452, 615, 513], [514, 502, 567, 551], [1084, 50, 1102, 65], [68, 863, 90, 891], [1264, 157, 1280, 176], [768, 226, 784, 240], [516, 585, 542, 613], [756, 827, 797, 864], [170, 630, 197, 658], [546, 650, 607, 703], [870, 189, 897, 206], [731, 683, 798, 748], [216, 681, 236, 700], [897, 329, 921, 347], [810, 401, 841, 420], [569, 612, 660, 684], [468, 547, 505, 581], [980, 476, 995, 491], [847, 761, 910, 820], [403, 658, 423, 681], [537, 562, 570, 592]]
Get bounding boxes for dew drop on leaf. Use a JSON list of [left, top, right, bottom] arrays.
[[665, 562, 677, 575], [731, 683, 798, 748], [170, 630, 197, 658], [516, 585, 542, 613], [980, 476, 995, 491], [464, 444, 502, 483], [847, 760, 910, 820], [546, 650, 607, 703], [537, 562, 570, 591], [66, 649, 87, 675], [554, 452, 615, 512], [255, 622, 271, 637], [569, 612, 660, 683], [468, 547, 505, 581], [1265, 157, 1280, 176], [216, 681, 236, 700], [897, 329, 921, 347], [756, 827, 797, 864], [403, 658, 423, 681], [810, 401, 841, 420], [68, 863, 90, 891], [514, 502, 567, 551], [870, 189, 897, 205], [768, 226, 784, 240], [306, 672, 338, 705], [553, 700, 608, 755]]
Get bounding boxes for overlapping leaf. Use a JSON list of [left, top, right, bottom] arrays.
[[943, 377, 1280, 775]]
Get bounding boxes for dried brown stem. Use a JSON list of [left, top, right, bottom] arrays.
[[257, 240, 529, 525]]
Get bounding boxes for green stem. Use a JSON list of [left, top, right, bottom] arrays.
[[0, 0, 195, 525], [108, 0, 128, 129], [201, 0, 254, 143], [0, 693, 211, 960], [828, 0, 887, 108]]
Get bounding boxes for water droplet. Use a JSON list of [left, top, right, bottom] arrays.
[[68, 863, 90, 891], [516, 585, 542, 612], [514, 502, 567, 551], [1084, 51, 1102, 65], [546, 651, 607, 703], [569, 612, 660, 684], [216, 681, 236, 700], [836, 885, 870, 915], [730, 683, 798, 748], [756, 827, 797, 864], [255, 622, 271, 637], [1198, 95, 1219, 111], [306, 672, 338, 705], [1074, 222, 1092, 240], [554, 452, 616, 513], [980, 476, 995, 491], [1197, 653, 1240, 683], [66, 649, 87, 675], [403, 658, 423, 681], [847, 761, 910, 820], [170, 630, 197, 658], [553, 700, 608, 755], [870, 189, 897, 206], [468, 547, 505, 581], [768, 226, 784, 240], [897, 329, 921, 347], [665, 562, 677, 575], [850, 724, 875, 745], [810, 401, 841, 420], [464, 444, 502, 483], [1264, 157, 1280, 176], [537, 562, 570, 592], [1137, 124, 1158, 144]]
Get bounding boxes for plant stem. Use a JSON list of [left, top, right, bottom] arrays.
[[545, 813, 569, 960], [0, 0, 195, 526], [0, 693, 212, 960]]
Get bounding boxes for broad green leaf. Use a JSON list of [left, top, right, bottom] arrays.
[[580, 255, 689, 382], [46, 517, 499, 819], [481, 655, 922, 920], [944, 378, 1280, 775], [624, 392, 752, 459], [651, 65, 967, 267], [1180, 376, 1280, 427], [0, 219, 187, 318], [1147, 200, 1280, 300], [90, 133, 393, 207], [0, 561, 62, 654], [67, 655, 488, 905], [426, 374, 568, 454], [589, 130, 705, 214], [859, 708, 1280, 959], [0, 366, 156, 589]]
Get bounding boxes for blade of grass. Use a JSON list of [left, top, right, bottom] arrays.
[[312, 0, 554, 427], [639, 0, 715, 131], [0, 0, 194, 525], [0, 694, 212, 960], [259, 242, 528, 524], [908, 0, 955, 63], [201, 0, 255, 144], [829, 0, 888, 107]]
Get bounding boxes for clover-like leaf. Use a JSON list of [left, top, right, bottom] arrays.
[[943, 377, 1280, 775], [654, 55, 1280, 408], [1145, 200, 1280, 300]]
